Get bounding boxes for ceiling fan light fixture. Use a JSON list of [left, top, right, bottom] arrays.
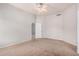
[[35, 3, 48, 14]]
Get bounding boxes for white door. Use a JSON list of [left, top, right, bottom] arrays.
[[35, 23, 42, 38]]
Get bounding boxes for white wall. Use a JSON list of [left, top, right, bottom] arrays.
[[77, 4, 79, 53], [42, 4, 77, 45], [42, 13, 64, 40], [0, 4, 34, 47], [63, 5, 77, 45]]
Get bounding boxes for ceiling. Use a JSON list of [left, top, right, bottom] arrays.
[[9, 3, 74, 16]]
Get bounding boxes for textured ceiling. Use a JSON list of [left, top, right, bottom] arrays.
[[10, 3, 74, 15]]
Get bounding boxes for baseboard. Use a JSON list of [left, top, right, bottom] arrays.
[[0, 39, 32, 48]]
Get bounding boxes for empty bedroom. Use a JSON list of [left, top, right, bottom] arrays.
[[0, 3, 78, 56]]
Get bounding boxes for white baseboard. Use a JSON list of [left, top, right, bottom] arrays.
[[0, 39, 32, 48]]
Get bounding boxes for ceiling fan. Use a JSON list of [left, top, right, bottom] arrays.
[[35, 3, 48, 14]]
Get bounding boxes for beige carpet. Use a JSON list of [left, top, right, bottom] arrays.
[[0, 38, 77, 56]]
